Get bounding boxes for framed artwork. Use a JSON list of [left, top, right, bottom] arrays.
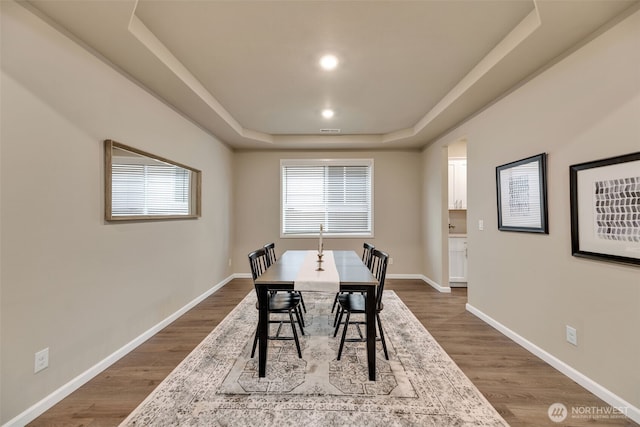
[[496, 153, 548, 233], [570, 152, 640, 266]]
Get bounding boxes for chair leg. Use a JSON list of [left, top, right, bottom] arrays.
[[354, 323, 364, 340], [376, 313, 389, 360], [288, 310, 302, 358], [298, 291, 307, 313], [330, 292, 339, 313], [274, 320, 283, 338], [337, 311, 351, 360], [294, 306, 305, 336], [297, 305, 305, 328], [333, 304, 343, 327], [333, 309, 344, 337], [251, 326, 259, 358], [251, 309, 270, 358]]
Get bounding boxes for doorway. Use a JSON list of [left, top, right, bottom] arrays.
[[447, 139, 467, 287]]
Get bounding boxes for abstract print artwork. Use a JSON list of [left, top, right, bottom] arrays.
[[508, 174, 531, 216], [496, 153, 548, 233], [594, 177, 640, 242], [571, 152, 640, 266]]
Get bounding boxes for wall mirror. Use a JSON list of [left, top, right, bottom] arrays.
[[104, 139, 201, 221]]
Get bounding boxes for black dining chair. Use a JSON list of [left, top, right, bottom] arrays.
[[331, 242, 375, 314], [264, 242, 307, 313], [333, 248, 390, 361], [248, 248, 304, 358]]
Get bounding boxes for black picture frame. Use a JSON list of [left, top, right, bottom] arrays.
[[570, 152, 640, 266], [496, 153, 548, 233]]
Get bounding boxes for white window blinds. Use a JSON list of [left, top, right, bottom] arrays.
[[112, 162, 191, 216], [281, 159, 373, 236]]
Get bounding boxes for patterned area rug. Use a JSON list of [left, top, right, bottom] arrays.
[[121, 291, 507, 426]]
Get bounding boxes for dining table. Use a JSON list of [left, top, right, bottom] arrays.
[[254, 250, 379, 381]]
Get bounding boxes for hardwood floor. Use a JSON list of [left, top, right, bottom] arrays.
[[29, 279, 637, 426]]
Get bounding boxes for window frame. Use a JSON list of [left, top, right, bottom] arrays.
[[104, 140, 202, 221], [280, 158, 374, 238]]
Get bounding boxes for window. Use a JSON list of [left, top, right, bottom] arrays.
[[105, 140, 201, 221], [111, 162, 191, 216], [281, 159, 373, 237]]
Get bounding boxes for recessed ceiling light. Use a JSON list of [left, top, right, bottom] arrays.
[[322, 109, 335, 119], [319, 54, 338, 70]]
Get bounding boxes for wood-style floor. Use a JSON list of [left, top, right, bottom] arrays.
[[29, 279, 637, 427]]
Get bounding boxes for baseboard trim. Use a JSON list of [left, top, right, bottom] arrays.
[[466, 303, 640, 424], [387, 274, 451, 293], [2, 274, 238, 427]]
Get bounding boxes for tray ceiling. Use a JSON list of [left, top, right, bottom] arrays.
[[26, 0, 638, 149]]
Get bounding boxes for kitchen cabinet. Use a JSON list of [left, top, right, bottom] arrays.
[[449, 235, 467, 284], [448, 159, 467, 210]]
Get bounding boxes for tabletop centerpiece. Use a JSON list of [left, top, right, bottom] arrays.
[[316, 224, 324, 271]]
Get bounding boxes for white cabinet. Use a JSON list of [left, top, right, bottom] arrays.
[[448, 159, 467, 210], [449, 236, 467, 284]]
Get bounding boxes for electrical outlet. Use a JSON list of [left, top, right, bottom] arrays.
[[566, 325, 578, 346], [35, 348, 49, 373], [228, 258, 232, 267], [478, 219, 484, 231], [389, 257, 394, 265]]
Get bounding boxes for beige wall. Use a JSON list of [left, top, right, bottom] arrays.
[[421, 145, 449, 287], [0, 2, 234, 423], [423, 9, 640, 409], [447, 139, 467, 159], [233, 150, 423, 275], [448, 210, 467, 235]]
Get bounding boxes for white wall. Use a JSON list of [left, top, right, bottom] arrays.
[[423, 9, 640, 411], [0, 2, 234, 423], [233, 150, 423, 276]]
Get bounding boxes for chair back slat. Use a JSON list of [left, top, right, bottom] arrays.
[[370, 249, 389, 310], [248, 248, 268, 281], [264, 242, 277, 267], [362, 242, 375, 270]]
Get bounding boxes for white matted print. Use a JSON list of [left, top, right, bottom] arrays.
[[570, 152, 640, 266], [496, 153, 548, 233]]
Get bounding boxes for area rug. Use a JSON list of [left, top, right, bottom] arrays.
[[120, 291, 507, 426]]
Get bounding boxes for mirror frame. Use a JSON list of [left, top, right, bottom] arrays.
[[104, 139, 202, 221]]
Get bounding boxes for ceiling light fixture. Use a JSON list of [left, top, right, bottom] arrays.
[[319, 54, 338, 70], [322, 109, 335, 119]]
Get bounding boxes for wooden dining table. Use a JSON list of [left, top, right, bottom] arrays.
[[254, 250, 379, 381]]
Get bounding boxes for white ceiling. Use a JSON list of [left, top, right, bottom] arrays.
[[26, 0, 639, 150]]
